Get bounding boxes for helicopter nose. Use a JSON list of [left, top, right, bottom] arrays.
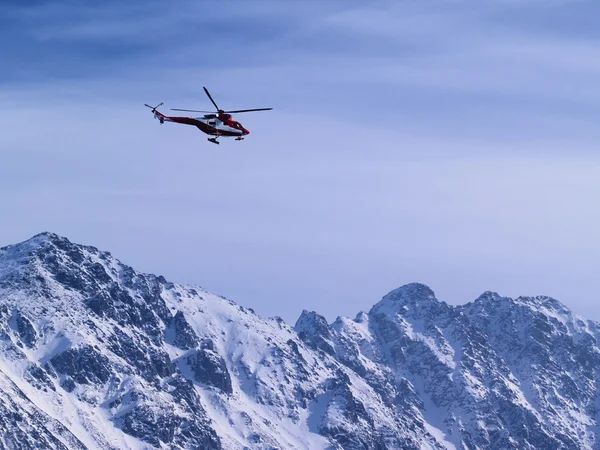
[[243, 128, 250, 135]]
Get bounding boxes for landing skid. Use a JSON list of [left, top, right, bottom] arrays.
[[208, 137, 220, 145], [235, 137, 244, 141]]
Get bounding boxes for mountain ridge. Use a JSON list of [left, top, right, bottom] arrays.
[[0, 232, 598, 449]]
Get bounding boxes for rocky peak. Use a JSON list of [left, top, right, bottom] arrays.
[[515, 294, 573, 317], [294, 310, 335, 355], [474, 290, 502, 302], [354, 311, 369, 324], [1, 232, 87, 266], [369, 283, 452, 324], [469, 291, 572, 320], [375, 282, 436, 307], [295, 310, 332, 337], [463, 291, 512, 318], [385, 282, 436, 301]]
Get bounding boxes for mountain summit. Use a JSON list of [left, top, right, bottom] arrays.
[[1, 233, 599, 449]]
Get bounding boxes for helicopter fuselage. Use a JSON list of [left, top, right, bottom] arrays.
[[152, 110, 248, 137]]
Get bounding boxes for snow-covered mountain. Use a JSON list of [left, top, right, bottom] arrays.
[[1, 233, 599, 449]]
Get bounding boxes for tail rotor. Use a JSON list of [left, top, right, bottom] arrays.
[[144, 103, 164, 122], [144, 102, 163, 113]]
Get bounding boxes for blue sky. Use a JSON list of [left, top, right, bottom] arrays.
[[3, 0, 600, 323]]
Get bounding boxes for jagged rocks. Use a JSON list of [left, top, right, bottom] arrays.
[[115, 401, 221, 449], [187, 341, 232, 394], [172, 311, 199, 350], [15, 311, 37, 348], [0, 371, 87, 450], [117, 404, 180, 447], [60, 376, 76, 393], [111, 381, 222, 449], [107, 327, 174, 381], [85, 291, 118, 319], [149, 348, 174, 378], [24, 364, 55, 392], [313, 373, 414, 450], [295, 310, 335, 355], [166, 376, 203, 414], [50, 345, 112, 385]]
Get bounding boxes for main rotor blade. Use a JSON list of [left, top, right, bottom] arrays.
[[170, 108, 214, 113], [203, 86, 220, 111], [223, 108, 273, 113]]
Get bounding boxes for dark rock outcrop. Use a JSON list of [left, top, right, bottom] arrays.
[[187, 341, 232, 394], [294, 310, 335, 355], [50, 345, 112, 385], [172, 311, 199, 350]]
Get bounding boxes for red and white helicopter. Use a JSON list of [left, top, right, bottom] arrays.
[[145, 87, 272, 144]]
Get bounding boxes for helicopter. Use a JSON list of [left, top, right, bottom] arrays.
[[145, 87, 272, 144]]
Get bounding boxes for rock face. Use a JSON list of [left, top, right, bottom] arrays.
[[295, 310, 336, 356], [171, 310, 200, 350], [1, 233, 600, 449], [187, 341, 233, 394]]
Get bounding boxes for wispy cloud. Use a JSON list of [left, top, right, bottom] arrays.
[[3, 0, 600, 321]]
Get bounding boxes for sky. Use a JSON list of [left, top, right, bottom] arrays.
[[2, 0, 600, 324]]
